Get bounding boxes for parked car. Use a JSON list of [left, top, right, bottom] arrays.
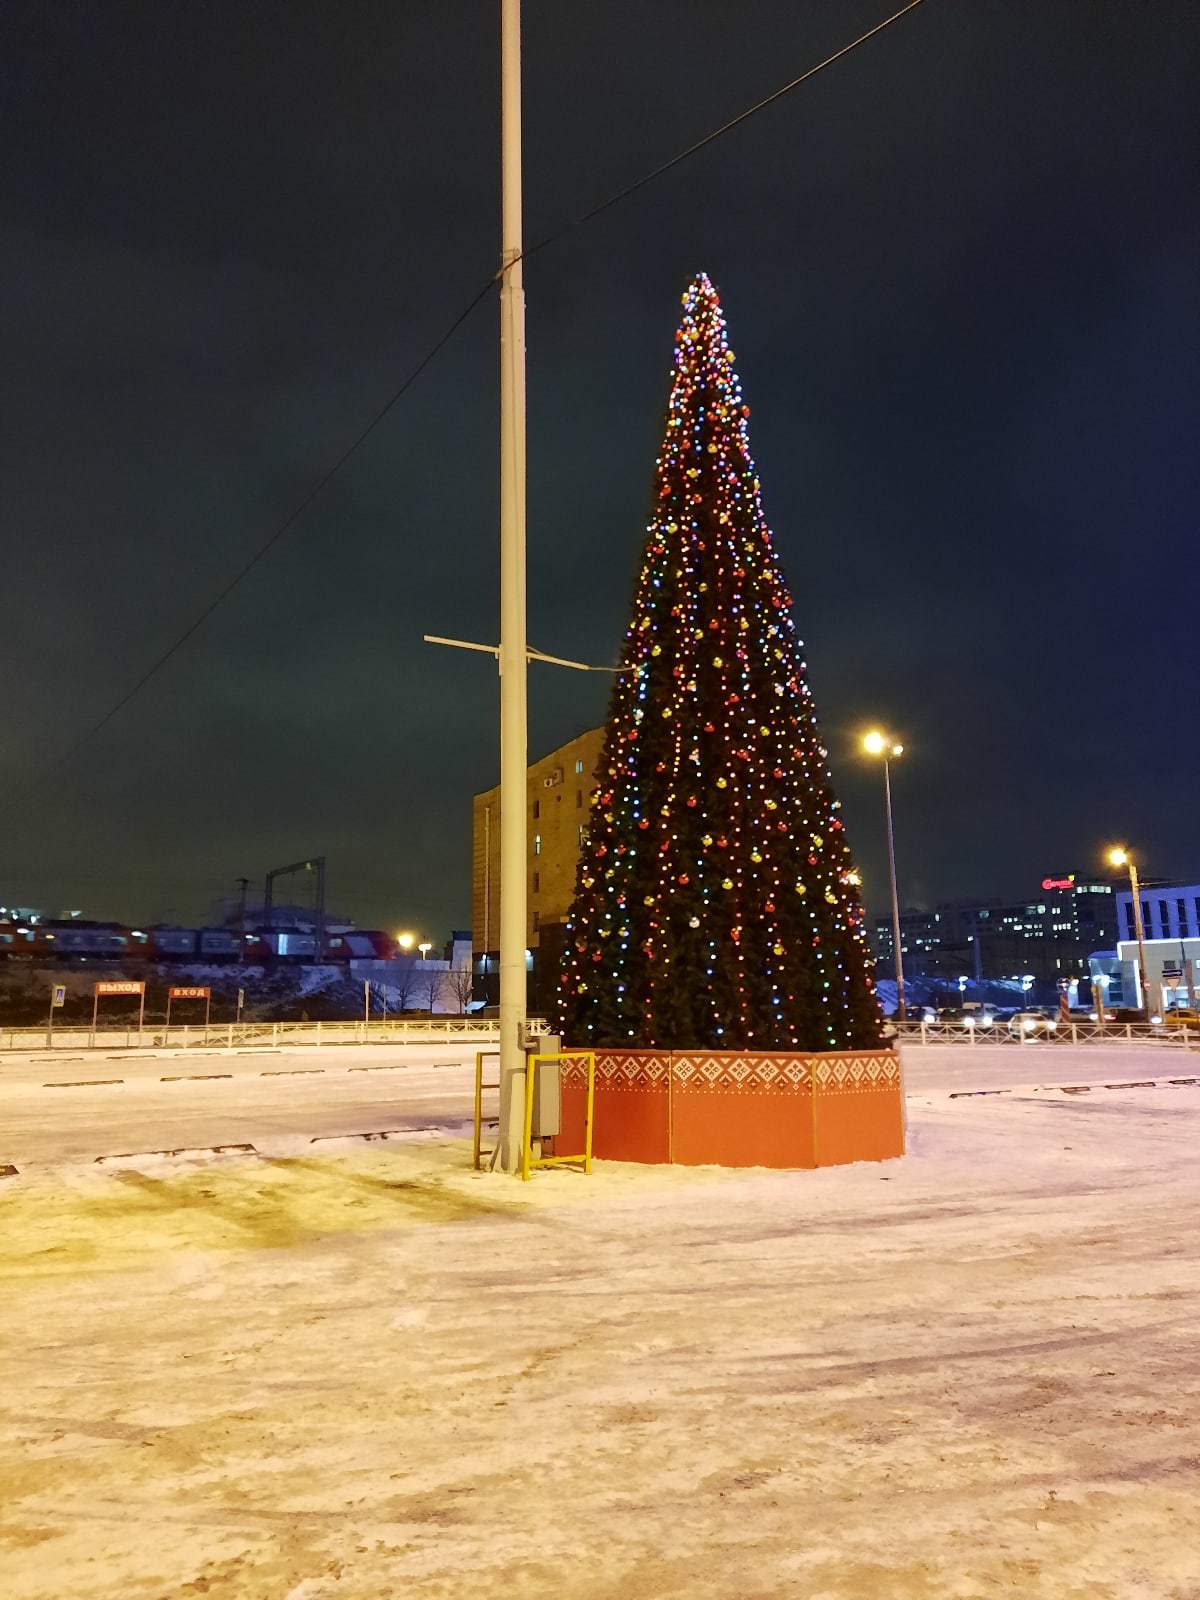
[[1160, 1006, 1200, 1029], [1007, 1009, 1058, 1039], [919, 1005, 998, 1031]]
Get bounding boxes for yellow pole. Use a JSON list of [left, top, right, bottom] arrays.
[[521, 1051, 537, 1182], [473, 1051, 485, 1170], [583, 1053, 596, 1174]]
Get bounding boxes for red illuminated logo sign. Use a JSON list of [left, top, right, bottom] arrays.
[[1041, 875, 1076, 892]]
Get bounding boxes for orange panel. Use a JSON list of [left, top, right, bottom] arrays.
[[559, 1078, 589, 1152], [591, 1083, 670, 1163], [582, 1048, 903, 1171], [671, 1088, 815, 1168], [814, 1089, 905, 1166]]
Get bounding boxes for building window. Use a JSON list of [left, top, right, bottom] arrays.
[[534, 833, 541, 855], [533, 910, 541, 931], [575, 759, 584, 774], [532, 799, 540, 819], [532, 872, 539, 894], [576, 789, 583, 808]]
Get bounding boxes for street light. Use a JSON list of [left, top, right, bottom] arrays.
[[1106, 845, 1152, 1021], [418, 941, 433, 961], [862, 729, 906, 1022], [397, 932, 415, 955]]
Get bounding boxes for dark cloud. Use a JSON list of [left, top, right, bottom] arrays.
[[2, 1, 1197, 931]]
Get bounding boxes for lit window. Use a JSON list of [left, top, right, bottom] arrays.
[[575, 759, 584, 774], [534, 834, 541, 855]]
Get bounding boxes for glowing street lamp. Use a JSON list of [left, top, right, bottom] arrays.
[[418, 941, 433, 961], [1106, 845, 1152, 1020], [397, 931, 415, 952], [862, 729, 907, 1022]]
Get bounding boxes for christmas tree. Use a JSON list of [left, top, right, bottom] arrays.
[[559, 273, 883, 1054]]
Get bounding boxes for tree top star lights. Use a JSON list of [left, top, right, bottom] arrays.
[[559, 273, 883, 1053]]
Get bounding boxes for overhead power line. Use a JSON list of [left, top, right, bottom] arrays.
[[17, 0, 929, 795], [23, 277, 496, 791], [524, 0, 928, 264]]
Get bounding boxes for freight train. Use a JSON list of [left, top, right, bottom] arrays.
[[0, 919, 398, 964]]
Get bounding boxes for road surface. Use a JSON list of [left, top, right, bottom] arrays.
[[1, 1038, 1195, 1168]]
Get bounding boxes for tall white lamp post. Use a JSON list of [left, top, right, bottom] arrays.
[[863, 730, 906, 1022], [497, 0, 530, 1169]]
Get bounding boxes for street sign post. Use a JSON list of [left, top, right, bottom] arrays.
[[46, 981, 67, 1047], [91, 979, 146, 1046], [166, 985, 212, 1040]]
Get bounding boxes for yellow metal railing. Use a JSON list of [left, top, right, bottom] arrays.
[[521, 1050, 595, 1182], [473, 1049, 501, 1170]]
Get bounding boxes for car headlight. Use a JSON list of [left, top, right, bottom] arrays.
[[1047, 1021, 1057, 1031]]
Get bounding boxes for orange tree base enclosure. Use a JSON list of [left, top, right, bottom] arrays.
[[556, 1049, 903, 1170]]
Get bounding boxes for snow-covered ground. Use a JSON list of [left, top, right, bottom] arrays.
[[0, 1043, 480, 1167], [3, 1043, 1199, 1598]]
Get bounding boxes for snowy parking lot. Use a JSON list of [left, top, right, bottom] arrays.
[[3, 1040, 1199, 1598]]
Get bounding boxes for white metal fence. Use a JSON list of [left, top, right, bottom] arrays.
[[4, 1014, 1189, 1054], [896, 1019, 1198, 1048], [0, 1017, 517, 1053]]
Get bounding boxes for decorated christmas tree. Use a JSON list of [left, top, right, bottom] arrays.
[[559, 273, 883, 1054]]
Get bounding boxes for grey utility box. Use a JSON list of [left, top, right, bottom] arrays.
[[527, 1033, 562, 1138]]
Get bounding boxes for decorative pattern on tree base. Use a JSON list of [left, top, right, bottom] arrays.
[[559, 1048, 903, 1169]]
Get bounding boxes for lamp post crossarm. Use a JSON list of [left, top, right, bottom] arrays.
[[424, 635, 626, 673]]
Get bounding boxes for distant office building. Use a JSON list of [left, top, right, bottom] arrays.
[[873, 903, 975, 980], [1087, 881, 1200, 1014], [1090, 936, 1199, 1014], [472, 727, 606, 1008], [1115, 882, 1200, 944], [875, 872, 1119, 986]]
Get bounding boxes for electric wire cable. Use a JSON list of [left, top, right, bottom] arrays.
[[522, 0, 927, 266], [12, 0, 929, 800], [16, 277, 496, 791]]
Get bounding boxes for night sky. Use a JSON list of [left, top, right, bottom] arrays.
[[3, 1, 1197, 937]]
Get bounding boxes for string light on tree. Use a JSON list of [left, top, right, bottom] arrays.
[[559, 273, 883, 1052]]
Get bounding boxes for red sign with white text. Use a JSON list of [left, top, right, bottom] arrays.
[[94, 980, 145, 996], [168, 986, 211, 1001], [1041, 875, 1076, 892]]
